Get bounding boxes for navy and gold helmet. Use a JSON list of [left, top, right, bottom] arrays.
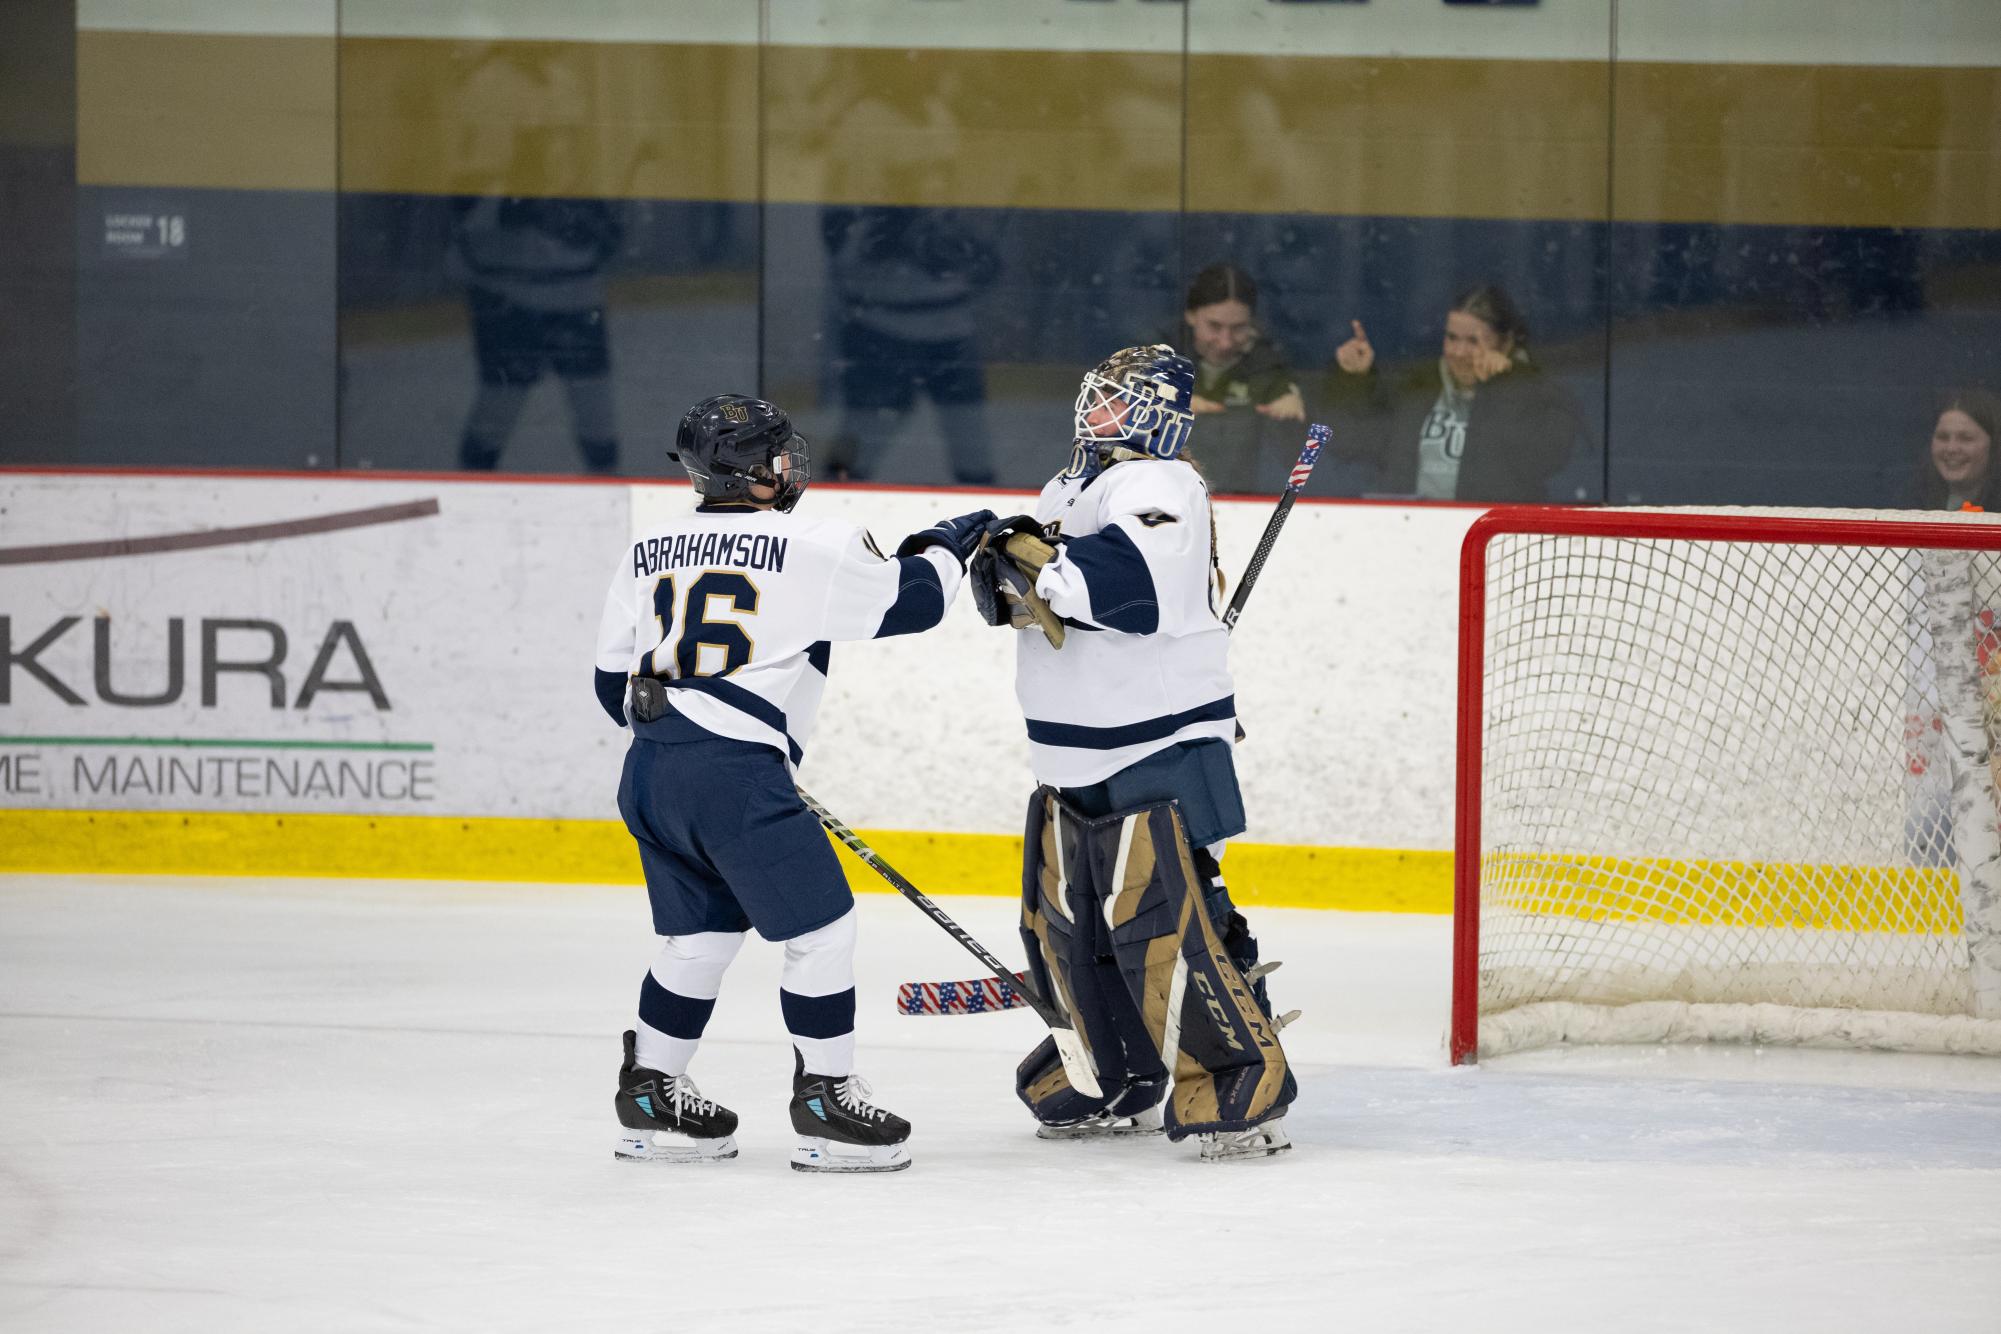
[[671, 394, 810, 512], [1064, 344, 1197, 481]]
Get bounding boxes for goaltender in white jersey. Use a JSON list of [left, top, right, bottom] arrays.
[[1018, 442, 1234, 788], [970, 344, 1295, 1163]]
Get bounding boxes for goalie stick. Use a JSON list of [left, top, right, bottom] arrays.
[[896, 972, 1028, 1016], [797, 785, 1102, 1095], [1222, 421, 1328, 630], [894, 424, 1331, 1016]]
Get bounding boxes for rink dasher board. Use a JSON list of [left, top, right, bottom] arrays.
[[1, 471, 1471, 909]]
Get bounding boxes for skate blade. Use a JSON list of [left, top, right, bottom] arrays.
[[1198, 1126, 1293, 1164], [1034, 1115, 1165, 1141], [614, 1131, 739, 1164], [789, 1136, 911, 1174]]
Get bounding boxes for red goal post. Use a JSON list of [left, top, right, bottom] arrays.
[[1452, 506, 2001, 1065]]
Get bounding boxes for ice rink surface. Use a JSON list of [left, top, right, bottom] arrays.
[[5, 875, 2001, 1334]]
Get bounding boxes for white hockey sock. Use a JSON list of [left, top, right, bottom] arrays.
[[635, 930, 746, 1076], [780, 908, 858, 1077]]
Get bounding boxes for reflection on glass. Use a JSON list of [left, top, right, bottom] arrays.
[[335, 12, 762, 476], [446, 49, 621, 474], [34, 0, 1995, 504], [760, 2, 1183, 489], [821, 201, 1000, 484], [1608, 15, 2001, 506], [450, 195, 624, 474]]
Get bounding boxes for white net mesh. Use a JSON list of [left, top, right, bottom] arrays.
[[1472, 508, 2001, 1058]]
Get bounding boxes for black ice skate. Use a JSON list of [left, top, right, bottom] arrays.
[[788, 1049, 912, 1173], [613, 1030, 739, 1164], [1198, 1117, 1292, 1163]]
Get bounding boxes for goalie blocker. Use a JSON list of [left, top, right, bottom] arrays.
[[1015, 789, 1296, 1141]]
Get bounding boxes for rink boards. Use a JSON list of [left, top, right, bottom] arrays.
[[14, 471, 2001, 928], [0, 470, 1463, 910]]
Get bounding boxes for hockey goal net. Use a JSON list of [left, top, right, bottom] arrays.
[[1452, 507, 2001, 1064]]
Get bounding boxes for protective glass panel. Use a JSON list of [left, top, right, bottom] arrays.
[[334, 1, 761, 475], [1606, 1, 2001, 507]]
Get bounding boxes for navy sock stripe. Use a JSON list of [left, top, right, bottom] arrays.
[[639, 971, 718, 1040], [779, 987, 856, 1039]]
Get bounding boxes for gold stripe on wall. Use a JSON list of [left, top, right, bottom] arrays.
[[77, 30, 335, 191], [74, 32, 2001, 231], [340, 40, 1185, 210], [1614, 61, 2001, 229], [760, 45, 1183, 212], [336, 38, 760, 202], [0, 809, 1454, 913], [1187, 55, 1612, 222]]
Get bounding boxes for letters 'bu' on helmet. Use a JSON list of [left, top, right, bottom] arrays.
[[1064, 344, 1197, 481], [670, 394, 810, 512]]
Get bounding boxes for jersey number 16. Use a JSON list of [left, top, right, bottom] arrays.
[[649, 572, 758, 678]]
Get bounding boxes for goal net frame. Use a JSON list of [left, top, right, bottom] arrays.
[[1451, 506, 2001, 1065]]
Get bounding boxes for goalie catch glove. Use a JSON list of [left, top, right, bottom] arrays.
[[970, 516, 1062, 640], [969, 515, 1037, 627]]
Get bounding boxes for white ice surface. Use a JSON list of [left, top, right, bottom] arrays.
[[4, 875, 2001, 1334]]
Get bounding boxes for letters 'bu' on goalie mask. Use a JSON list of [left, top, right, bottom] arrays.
[[671, 394, 810, 512], [1064, 344, 1197, 481]]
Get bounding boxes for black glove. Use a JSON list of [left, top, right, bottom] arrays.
[[983, 513, 1047, 546], [969, 544, 1008, 626], [896, 508, 998, 568], [969, 527, 1050, 633]]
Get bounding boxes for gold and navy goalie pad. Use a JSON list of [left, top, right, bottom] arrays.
[[1015, 789, 1295, 1139]]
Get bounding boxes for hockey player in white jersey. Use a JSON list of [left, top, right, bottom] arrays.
[[970, 345, 1295, 1162], [594, 394, 993, 1172]]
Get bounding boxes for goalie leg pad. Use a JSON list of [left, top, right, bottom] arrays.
[[1016, 789, 1169, 1127], [1018, 791, 1295, 1141], [1192, 847, 1273, 1019], [1093, 798, 1296, 1141]]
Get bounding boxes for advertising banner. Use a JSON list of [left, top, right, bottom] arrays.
[[1, 474, 626, 819], [5, 471, 1481, 872]]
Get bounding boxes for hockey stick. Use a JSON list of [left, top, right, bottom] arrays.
[[895, 424, 1331, 1015], [897, 972, 1028, 1016], [1222, 421, 1328, 631], [798, 786, 1102, 1096]]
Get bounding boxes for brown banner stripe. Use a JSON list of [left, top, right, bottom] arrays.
[[78, 29, 2001, 229], [0, 498, 441, 566]]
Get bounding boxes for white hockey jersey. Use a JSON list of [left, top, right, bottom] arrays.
[[1020, 458, 1234, 787], [595, 503, 962, 764]]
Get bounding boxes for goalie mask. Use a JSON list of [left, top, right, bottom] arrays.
[[670, 394, 810, 512], [1063, 344, 1196, 481]]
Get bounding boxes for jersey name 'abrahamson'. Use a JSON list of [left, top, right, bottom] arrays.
[[597, 504, 961, 766], [630, 531, 789, 577]]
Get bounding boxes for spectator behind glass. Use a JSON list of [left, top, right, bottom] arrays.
[[1324, 284, 1579, 503], [1168, 262, 1304, 495], [1913, 389, 2001, 511]]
